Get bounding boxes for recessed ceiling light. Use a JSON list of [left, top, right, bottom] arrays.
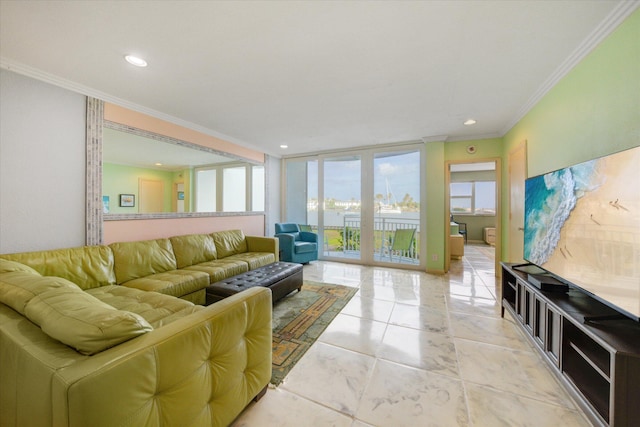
[[155, 162, 163, 166], [124, 55, 148, 67], [463, 119, 477, 126], [280, 145, 288, 149]]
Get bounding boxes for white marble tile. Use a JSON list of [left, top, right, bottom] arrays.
[[445, 280, 496, 300], [465, 383, 590, 427], [446, 294, 501, 318], [388, 302, 450, 334], [357, 359, 468, 427], [341, 295, 395, 322], [449, 311, 532, 351], [236, 253, 591, 427], [377, 324, 459, 378], [232, 387, 353, 427], [281, 342, 376, 416], [319, 313, 387, 356], [357, 284, 402, 303], [455, 338, 575, 408]]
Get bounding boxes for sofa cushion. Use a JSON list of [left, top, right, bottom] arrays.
[[0, 246, 116, 290], [183, 258, 249, 283], [24, 282, 152, 355], [224, 252, 276, 270], [119, 269, 210, 299], [169, 234, 218, 268], [0, 272, 76, 315], [110, 239, 177, 284], [87, 285, 204, 328], [212, 230, 248, 258], [0, 258, 40, 275]]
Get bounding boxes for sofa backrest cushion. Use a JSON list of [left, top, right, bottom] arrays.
[[110, 239, 177, 284], [0, 271, 73, 315], [212, 230, 248, 258], [0, 273, 152, 355], [169, 234, 218, 268], [0, 246, 116, 290], [0, 258, 40, 275], [24, 282, 153, 355]]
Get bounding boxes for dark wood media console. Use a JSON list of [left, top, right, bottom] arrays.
[[501, 263, 640, 426]]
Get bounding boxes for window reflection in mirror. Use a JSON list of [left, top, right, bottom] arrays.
[[102, 126, 264, 214]]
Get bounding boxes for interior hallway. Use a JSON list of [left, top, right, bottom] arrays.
[[233, 244, 590, 426]]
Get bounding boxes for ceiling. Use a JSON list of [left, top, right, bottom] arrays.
[[1, 1, 636, 157]]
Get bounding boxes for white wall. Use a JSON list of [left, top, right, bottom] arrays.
[[265, 154, 281, 236], [0, 70, 86, 253]]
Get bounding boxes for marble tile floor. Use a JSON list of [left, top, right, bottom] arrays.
[[232, 244, 591, 427]]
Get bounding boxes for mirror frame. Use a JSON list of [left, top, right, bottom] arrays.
[[85, 98, 268, 245]]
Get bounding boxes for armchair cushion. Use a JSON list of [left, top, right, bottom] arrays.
[[275, 223, 300, 234]]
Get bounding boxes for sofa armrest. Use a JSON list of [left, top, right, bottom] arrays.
[[51, 287, 272, 427], [246, 236, 279, 261]]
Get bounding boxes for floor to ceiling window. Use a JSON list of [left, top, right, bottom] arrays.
[[284, 143, 424, 269]]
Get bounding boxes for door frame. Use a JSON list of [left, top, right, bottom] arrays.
[[444, 157, 502, 275]]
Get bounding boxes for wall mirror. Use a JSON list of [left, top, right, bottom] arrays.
[[102, 123, 265, 217]]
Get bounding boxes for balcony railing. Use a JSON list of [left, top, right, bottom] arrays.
[[318, 216, 420, 265]]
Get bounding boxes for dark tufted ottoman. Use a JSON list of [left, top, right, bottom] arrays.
[[205, 262, 303, 305]]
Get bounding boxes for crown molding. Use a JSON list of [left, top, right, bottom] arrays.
[[0, 57, 267, 155], [501, 0, 640, 136]]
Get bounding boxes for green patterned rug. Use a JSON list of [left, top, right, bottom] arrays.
[[271, 280, 358, 386]]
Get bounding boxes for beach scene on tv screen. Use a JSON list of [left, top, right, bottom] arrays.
[[524, 145, 640, 318]]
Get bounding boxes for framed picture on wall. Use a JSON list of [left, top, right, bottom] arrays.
[[119, 194, 135, 207]]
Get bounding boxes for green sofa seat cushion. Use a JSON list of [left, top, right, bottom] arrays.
[[120, 269, 209, 298], [224, 252, 276, 270], [87, 285, 204, 328], [183, 258, 249, 283]]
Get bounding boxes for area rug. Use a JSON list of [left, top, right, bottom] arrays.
[[271, 280, 357, 386]]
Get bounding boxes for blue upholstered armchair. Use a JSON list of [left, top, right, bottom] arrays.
[[275, 223, 318, 264]]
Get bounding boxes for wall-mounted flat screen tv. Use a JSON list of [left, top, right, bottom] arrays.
[[524, 145, 640, 321]]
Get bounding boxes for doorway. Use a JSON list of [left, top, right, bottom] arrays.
[[445, 159, 501, 275]]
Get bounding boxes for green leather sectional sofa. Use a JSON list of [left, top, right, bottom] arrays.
[[0, 230, 278, 427]]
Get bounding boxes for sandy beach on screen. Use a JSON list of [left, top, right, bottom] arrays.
[[542, 147, 640, 315]]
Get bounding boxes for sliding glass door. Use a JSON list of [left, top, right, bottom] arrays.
[[372, 150, 421, 266], [283, 144, 424, 269], [323, 155, 362, 261]]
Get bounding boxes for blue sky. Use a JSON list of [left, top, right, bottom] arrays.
[[307, 151, 420, 202]]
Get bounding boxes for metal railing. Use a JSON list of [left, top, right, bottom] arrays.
[[319, 216, 420, 264]]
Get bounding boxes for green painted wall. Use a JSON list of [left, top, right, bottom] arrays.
[[426, 137, 502, 272], [103, 163, 175, 213], [425, 141, 446, 272], [501, 9, 640, 259]]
